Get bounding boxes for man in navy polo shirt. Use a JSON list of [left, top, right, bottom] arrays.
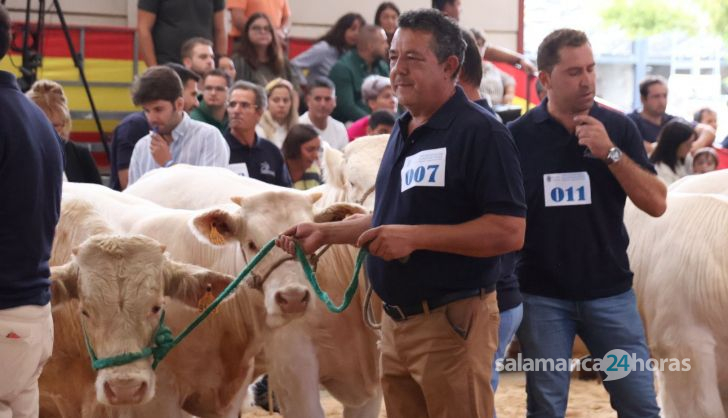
[[0, 4, 63, 415], [225, 80, 291, 187], [277, 9, 525, 418], [627, 75, 674, 151], [508, 29, 666, 418]]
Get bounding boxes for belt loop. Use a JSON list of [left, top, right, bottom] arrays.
[[479, 288, 484, 299], [421, 300, 430, 317]]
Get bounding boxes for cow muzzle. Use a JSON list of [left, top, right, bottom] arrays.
[[274, 287, 311, 314], [103, 378, 149, 405]]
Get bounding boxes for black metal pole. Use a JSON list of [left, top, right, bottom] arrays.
[[51, 0, 110, 159]]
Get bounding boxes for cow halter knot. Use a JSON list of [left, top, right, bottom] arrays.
[[81, 239, 368, 370], [82, 310, 175, 370]]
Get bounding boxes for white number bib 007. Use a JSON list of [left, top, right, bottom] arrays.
[[400, 147, 447, 192], [228, 163, 249, 177], [543, 172, 592, 207]]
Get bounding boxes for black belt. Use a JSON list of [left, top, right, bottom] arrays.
[[383, 288, 487, 322]]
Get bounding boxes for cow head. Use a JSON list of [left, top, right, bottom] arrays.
[[51, 234, 231, 406], [190, 190, 366, 328], [322, 134, 388, 210]]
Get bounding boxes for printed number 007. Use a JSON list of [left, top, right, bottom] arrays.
[[404, 165, 439, 186]]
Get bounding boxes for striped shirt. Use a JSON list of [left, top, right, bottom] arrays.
[[128, 113, 230, 184]]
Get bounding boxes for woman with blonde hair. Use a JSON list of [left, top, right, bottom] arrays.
[[256, 78, 299, 148], [26, 79, 101, 183]]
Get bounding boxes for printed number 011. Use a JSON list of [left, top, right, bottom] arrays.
[[404, 165, 439, 186], [550, 186, 585, 203]]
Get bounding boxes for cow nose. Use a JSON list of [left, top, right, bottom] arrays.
[[104, 379, 148, 405], [275, 288, 310, 314]]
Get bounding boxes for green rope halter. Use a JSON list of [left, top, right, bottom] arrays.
[[82, 239, 368, 370]]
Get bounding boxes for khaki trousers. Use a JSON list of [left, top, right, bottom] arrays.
[[0, 304, 53, 418], [380, 291, 499, 418]]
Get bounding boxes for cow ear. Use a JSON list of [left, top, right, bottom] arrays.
[[190, 208, 240, 246], [50, 261, 80, 305], [321, 146, 346, 190], [314, 202, 368, 223], [162, 257, 233, 307]]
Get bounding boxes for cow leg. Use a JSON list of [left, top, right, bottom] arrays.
[[652, 326, 723, 418], [266, 323, 325, 418], [341, 389, 382, 418]]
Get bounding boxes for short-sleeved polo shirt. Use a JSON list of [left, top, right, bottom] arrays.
[[225, 131, 292, 187], [627, 110, 674, 143], [508, 100, 655, 301], [367, 87, 527, 307]]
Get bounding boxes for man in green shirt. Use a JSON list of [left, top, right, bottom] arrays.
[[328, 25, 389, 122], [190, 69, 230, 134]]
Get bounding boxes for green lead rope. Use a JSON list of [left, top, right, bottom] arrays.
[[83, 239, 368, 370]]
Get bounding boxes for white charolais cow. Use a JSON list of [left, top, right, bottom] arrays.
[[124, 164, 281, 209], [123, 139, 388, 417], [626, 192, 728, 418], [58, 182, 316, 326], [45, 231, 267, 417], [668, 169, 728, 194], [317, 134, 388, 210]]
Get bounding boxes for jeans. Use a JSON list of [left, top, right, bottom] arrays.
[[491, 303, 523, 392], [517, 289, 660, 418]]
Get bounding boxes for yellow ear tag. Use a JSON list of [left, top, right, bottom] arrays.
[[209, 225, 226, 245], [197, 283, 217, 315]]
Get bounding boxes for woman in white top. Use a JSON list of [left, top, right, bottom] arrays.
[[650, 118, 695, 185], [256, 78, 299, 148]]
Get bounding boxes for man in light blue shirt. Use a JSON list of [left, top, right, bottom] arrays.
[[128, 66, 230, 185]]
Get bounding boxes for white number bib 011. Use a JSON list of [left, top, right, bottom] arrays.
[[228, 163, 249, 177], [401, 147, 447, 192], [543, 172, 592, 207]]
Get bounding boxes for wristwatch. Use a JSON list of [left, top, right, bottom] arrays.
[[606, 147, 622, 165]]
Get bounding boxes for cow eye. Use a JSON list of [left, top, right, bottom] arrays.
[[247, 241, 258, 252], [151, 305, 162, 314], [81, 309, 90, 318]]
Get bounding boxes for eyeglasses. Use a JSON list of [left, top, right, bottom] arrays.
[[204, 86, 228, 92], [250, 25, 272, 33], [228, 100, 257, 110]]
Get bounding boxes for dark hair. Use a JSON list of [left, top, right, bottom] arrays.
[[132, 66, 183, 106], [458, 29, 482, 87], [368, 110, 396, 129], [537, 28, 589, 73], [0, 4, 10, 60], [308, 77, 336, 95], [180, 37, 213, 60], [282, 124, 319, 159], [229, 80, 267, 110], [202, 68, 231, 87], [398, 9, 464, 79], [431, 0, 455, 12], [374, 2, 400, 26], [639, 75, 667, 99], [693, 107, 715, 124], [163, 62, 200, 85], [319, 13, 366, 54], [650, 118, 695, 172], [236, 13, 285, 75]]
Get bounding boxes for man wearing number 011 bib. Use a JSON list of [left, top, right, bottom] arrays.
[[277, 9, 526, 418], [507, 29, 666, 418]]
